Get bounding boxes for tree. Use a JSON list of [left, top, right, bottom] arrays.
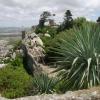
[[63, 10, 73, 29], [57, 10, 73, 32], [64, 10, 72, 21], [97, 17, 100, 23], [38, 11, 51, 28]]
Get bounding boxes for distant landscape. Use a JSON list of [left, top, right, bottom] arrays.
[[0, 27, 23, 33], [0, 27, 31, 40], [0, 27, 31, 35], [0, 27, 24, 42]]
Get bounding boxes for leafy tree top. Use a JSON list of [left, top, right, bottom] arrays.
[[40, 11, 51, 20], [64, 10, 73, 22], [65, 10, 72, 17], [97, 17, 100, 23]]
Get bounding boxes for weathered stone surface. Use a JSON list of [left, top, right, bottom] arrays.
[[0, 87, 100, 100], [23, 32, 45, 64]]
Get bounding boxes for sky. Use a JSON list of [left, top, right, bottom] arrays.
[[0, 0, 100, 27]]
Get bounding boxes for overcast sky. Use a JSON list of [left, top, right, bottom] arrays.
[[0, 0, 100, 27]]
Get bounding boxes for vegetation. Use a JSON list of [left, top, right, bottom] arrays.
[[57, 10, 73, 33], [35, 26, 57, 52], [33, 74, 59, 94], [38, 11, 51, 28], [48, 23, 100, 92], [97, 17, 100, 23], [0, 56, 33, 99], [0, 9, 100, 99], [73, 17, 87, 27], [10, 55, 22, 67], [0, 51, 59, 98]]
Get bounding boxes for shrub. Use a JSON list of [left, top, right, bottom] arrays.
[[32, 73, 59, 94], [47, 27, 57, 38], [10, 55, 22, 67], [45, 29, 74, 64], [36, 26, 57, 37], [35, 27, 47, 34], [73, 17, 87, 28], [0, 59, 33, 99], [49, 23, 100, 92]]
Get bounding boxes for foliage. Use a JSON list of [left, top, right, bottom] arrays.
[[48, 27, 57, 38], [97, 17, 100, 23], [48, 23, 100, 92], [39, 26, 57, 48], [73, 17, 87, 27], [32, 73, 59, 94], [41, 36, 52, 51], [0, 56, 33, 99], [35, 26, 57, 37], [40, 11, 51, 20], [45, 29, 74, 63], [35, 26, 48, 34], [57, 10, 73, 32], [38, 11, 51, 28], [10, 55, 23, 67]]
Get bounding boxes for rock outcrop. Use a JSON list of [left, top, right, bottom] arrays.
[[19, 32, 45, 76], [22, 32, 45, 65]]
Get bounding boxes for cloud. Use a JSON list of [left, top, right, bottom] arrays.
[[0, 0, 99, 27]]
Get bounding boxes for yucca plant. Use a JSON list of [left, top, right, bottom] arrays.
[[33, 73, 58, 94], [49, 23, 100, 91]]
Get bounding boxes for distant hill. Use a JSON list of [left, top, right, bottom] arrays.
[[0, 27, 30, 33]]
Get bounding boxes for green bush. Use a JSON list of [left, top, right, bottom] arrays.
[[35, 26, 57, 37], [35, 27, 48, 34], [10, 55, 23, 67], [73, 17, 87, 28], [49, 23, 100, 92], [47, 27, 57, 38], [0, 60, 33, 99], [44, 29, 74, 64]]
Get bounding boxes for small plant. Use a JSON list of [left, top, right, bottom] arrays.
[[33, 73, 59, 94]]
